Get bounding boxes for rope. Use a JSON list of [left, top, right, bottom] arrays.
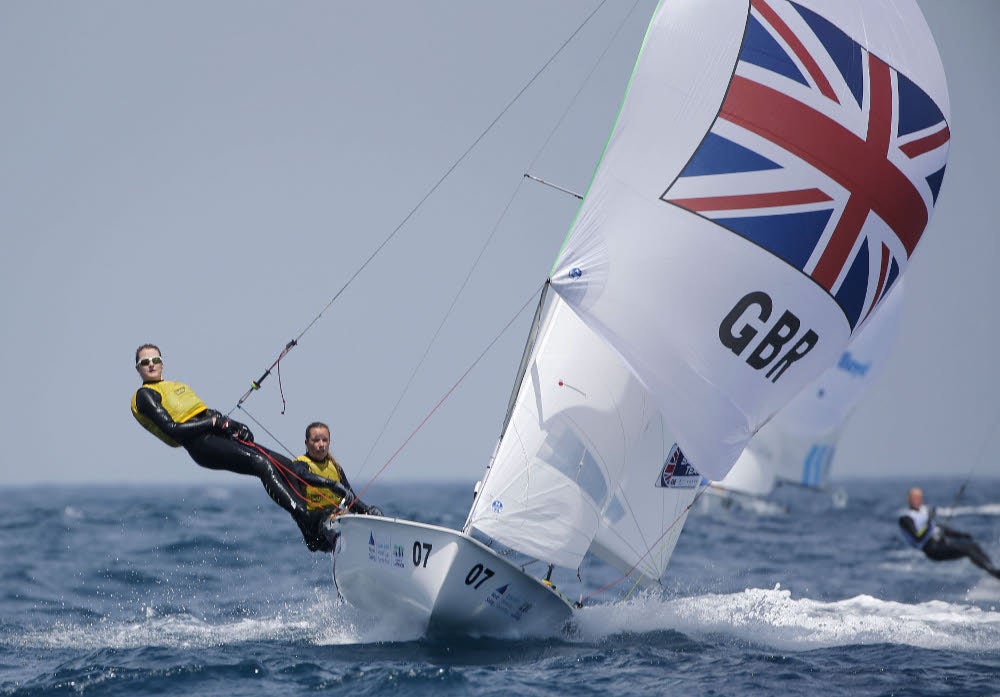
[[351, 283, 545, 503], [231, 0, 614, 414], [945, 407, 1000, 513], [236, 406, 295, 458], [242, 439, 348, 512], [355, 175, 532, 478], [353, 0, 640, 477], [524, 0, 644, 179]]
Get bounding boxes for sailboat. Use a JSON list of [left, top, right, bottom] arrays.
[[325, 0, 950, 636], [712, 279, 906, 503]]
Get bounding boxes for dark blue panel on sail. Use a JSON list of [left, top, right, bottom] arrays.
[[885, 258, 900, 296], [927, 166, 946, 204], [896, 73, 947, 136], [717, 209, 831, 268], [741, 14, 808, 87], [835, 237, 869, 328], [792, 2, 864, 106], [680, 133, 781, 176]]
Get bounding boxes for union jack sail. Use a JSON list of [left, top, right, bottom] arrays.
[[664, 0, 950, 329]]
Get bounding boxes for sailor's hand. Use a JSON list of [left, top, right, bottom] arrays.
[[350, 499, 383, 516], [234, 424, 254, 442]]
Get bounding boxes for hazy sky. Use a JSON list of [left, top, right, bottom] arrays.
[[1, 1, 996, 489]]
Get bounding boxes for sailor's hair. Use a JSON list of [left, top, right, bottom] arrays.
[[305, 421, 331, 440]]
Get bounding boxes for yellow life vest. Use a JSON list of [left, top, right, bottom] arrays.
[[131, 380, 208, 447], [294, 454, 345, 509]]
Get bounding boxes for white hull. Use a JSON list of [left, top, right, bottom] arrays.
[[326, 515, 575, 637]]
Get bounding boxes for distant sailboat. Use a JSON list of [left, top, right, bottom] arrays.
[[325, 0, 950, 636], [712, 280, 906, 503]]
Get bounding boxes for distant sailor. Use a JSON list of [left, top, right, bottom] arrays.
[[131, 343, 374, 552], [898, 487, 1000, 580]]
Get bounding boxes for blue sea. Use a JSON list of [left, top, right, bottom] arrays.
[[3, 477, 1000, 696]]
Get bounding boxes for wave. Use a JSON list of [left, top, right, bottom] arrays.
[[9, 584, 1000, 653], [2, 588, 435, 652], [936, 503, 1000, 518], [572, 585, 1000, 652]]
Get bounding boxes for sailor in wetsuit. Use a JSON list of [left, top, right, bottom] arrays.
[[131, 343, 376, 551], [291, 421, 383, 551], [899, 487, 1000, 579]]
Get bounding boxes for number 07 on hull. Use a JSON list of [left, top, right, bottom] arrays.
[[328, 515, 576, 637]]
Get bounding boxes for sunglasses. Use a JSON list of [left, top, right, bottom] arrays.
[[136, 356, 163, 367]]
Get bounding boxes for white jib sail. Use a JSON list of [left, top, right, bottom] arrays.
[[466, 291, 699, 580]]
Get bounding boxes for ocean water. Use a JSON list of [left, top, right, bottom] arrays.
[[3, 477, 1000, 696]]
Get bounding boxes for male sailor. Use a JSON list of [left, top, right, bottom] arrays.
[[292, 421, 383, 551], [131, 343, 365, 552], [899, 487, 1000, 579]]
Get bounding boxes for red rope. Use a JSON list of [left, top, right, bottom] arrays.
[[243, 439, 346, 511]]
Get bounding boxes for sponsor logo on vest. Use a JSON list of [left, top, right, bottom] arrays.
[[718, 291, 818, 383]]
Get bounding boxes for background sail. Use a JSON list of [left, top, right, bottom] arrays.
[[549, 0, 950, 480], [466, 294, 699, 579], [717, 280, 906, 496]]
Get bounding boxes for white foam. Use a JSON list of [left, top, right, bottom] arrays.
[[13, 584, 1000, 651], [572, 585, 1000, 651], [965, 576, 1000, 606], [62, 506, 85, 520], [7, 587, 413, 649], [937, 503, 1000, 518]]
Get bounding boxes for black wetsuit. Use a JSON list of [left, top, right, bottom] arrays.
[[899, 513, 1000, 579], [134, 386, 347, 551]]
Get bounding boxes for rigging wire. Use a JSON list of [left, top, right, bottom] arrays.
[[231, 0, 616, 414], [523, 0, 644, 178], [312, 0, 636, 479], [360, 0, 644, 480], [523, 173, 583, 200], [351, 283, 545, 503], [236, 405, 294, 458], [355, 174, 532, 477], [943, 407, 1000, 515]]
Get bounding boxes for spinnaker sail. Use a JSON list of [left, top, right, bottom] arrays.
[[549, 0, 949, 479]]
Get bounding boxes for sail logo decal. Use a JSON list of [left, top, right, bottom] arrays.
[[491, 499, 504, 515], [656, 445, 700, 489], [663, 0, 948, 330], [837, 350, 870, 377]]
